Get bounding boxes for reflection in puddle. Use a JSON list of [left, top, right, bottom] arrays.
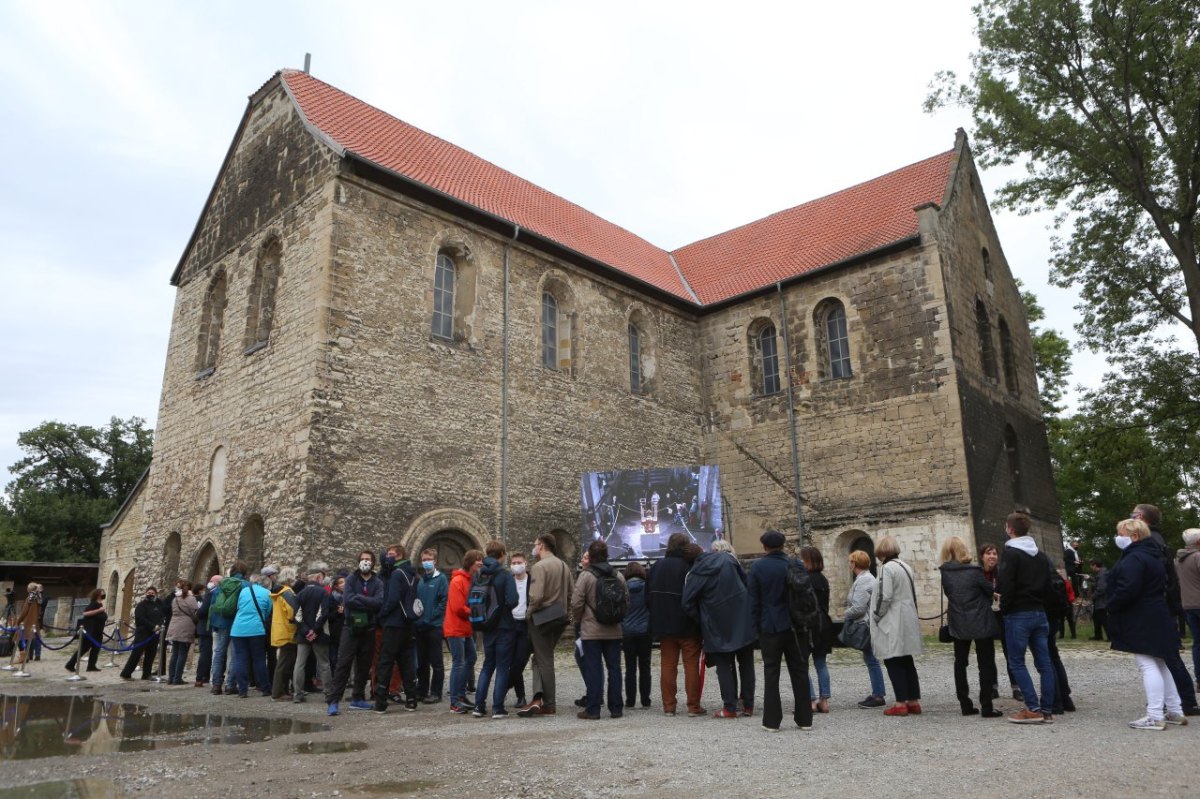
[[7, 778, 123, 798], [0, 694, 327, 760], [293, 740, 369, 754]]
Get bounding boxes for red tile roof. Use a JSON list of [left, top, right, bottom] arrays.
[[280, 70, 955, 307]]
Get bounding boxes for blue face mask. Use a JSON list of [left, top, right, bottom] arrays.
[[421, 560, 434, 571]]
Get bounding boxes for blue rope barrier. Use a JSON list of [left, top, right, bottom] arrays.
[[83, 630, 159, 654]]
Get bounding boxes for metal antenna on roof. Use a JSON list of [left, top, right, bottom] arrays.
[[303, 53, 312, 74]]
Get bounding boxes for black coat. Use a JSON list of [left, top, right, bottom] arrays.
[[681, 552, 755, 654], [748, 551, 793, 636], [1107, 538, 1181, 659], [939, 562, 1001, 641], [647, 553, 700, 638], [132, 596, 166, 634]]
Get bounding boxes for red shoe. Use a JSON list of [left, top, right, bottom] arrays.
[[906, 702, 922, 715], [713, 708, 739, 719], [883, 704, 909, 716]]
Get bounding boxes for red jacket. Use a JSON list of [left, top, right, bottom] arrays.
[[443, 568, 473, 638]]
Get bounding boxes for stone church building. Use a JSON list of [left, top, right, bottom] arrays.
[[99, 68, 1059, 624]]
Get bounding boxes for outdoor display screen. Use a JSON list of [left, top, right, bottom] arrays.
[[579, 466, 723, 561]]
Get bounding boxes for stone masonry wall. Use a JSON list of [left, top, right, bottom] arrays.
[[98, 479, 145, 627], [133, 77, 339, 589]]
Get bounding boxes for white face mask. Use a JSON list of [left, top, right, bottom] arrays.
[[512, 563, 526, 575], [174, 589, 183, 597], [1115, 535, 1133, 550], [208, 582, 219, 591], [359, 559, 372, 573]]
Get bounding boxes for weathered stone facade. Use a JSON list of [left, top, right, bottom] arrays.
[[101, 72, 1058, 628]]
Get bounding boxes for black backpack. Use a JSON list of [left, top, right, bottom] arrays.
[[1044, 566, 1072, 620], [590, 567, 627, 625], [468, 571, 501, 632], [786, 558, 823, 636]]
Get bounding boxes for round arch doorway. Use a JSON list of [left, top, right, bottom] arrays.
[[191, 542, 221, 585], [849, 534, 877, 577], [419, 529, 478, 573]]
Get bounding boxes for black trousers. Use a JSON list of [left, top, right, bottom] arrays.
[[1046, 632, 1072, 708], [272, 643, 297, 698], [326, 626, 375, 703], [1164, 646, 1199, 711], [712, 645, 755, 713], [506, 622, 532, 703], [120, 631, 159, 679], [953, 637, 997, 711], [195, 635, 213, 684], [760, 630, 810, 730], [374, 624, 416, 703], [1090, 608, 1108, 640], [66, 636, 102, 672], [883, 655, 921, 702], [622, 633, 652, 705], [414, 626, 445, 699]]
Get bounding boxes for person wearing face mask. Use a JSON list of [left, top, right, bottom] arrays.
[[445, 549, 483, 714], [165, 580, 199, 685], [373, 545, 421, 713], [325, 550, 384, 715], [121, 586, 166, 680], [503, 552, 532, 710], [292, 563, 332, 704], [414, 548, 449, 703], [1107, 518, 1188, 729], [194, 577, 218, 687], [65, 588, 108, 673]]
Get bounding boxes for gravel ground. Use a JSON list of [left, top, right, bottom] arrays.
[[0, 638, 1194, 798]]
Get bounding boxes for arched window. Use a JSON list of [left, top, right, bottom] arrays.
[[976, 300, 998, 380], [1005, 425, 1023, 505], [207, 446, 227, 511], [815, 299, 852, 380], [162, 532, 182, 586], [244, 238, 281, 352], [982, 247, 993, 282], [628, 323, 642, 394], [196, 271, 228, 375], [238, 514, 265, 570], [432, 252, 456, 341], [542, 292, 558, 369], [999, 317, 1018, 394], [748, 319, 781, 395]]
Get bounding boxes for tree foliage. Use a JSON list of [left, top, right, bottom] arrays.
[[1020, 281, 1073, 417], [927, 0, 1200, 357], [4, 417, 153, 562]]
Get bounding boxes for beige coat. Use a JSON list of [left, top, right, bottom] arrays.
[[570, 567, 628, 640], [869, 559, 923, 660], [528, 552, 574, 616], [165, 595, 199, 643]]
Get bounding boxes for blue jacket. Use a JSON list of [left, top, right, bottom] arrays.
[[416, 569, 449, 630], [1107, 538, 1181, 660], [196, 589, 213, 637], [647, 553, 700, 638], [475, 557, 519, 632], [682, 552, 756, 653], [622, 577, 649, 636], [343, 570, 385, 626], [748, 551, 792, 635], [231, 583, 272, 638], [380, 561, 419, 628]]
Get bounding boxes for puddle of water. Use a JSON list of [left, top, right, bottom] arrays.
[[0, 694, 327, 760], [351, 781, 438, 795], [1, 778, 122, 798], [293, 740, 369, 754]]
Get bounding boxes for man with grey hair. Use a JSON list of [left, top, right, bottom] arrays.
[[1177, 529, 1200, 694], [292, 562, 332, 703]]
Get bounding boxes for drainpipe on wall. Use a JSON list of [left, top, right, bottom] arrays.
[[777, 282, 808, 542], [500, 224, 520, 544]]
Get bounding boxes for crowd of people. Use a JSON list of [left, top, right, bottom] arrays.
[[55, 503, 1199, 733]]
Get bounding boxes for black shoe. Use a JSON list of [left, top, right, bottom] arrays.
[[990, 685, 1000, 700], [574, 695, 588, 708], [1011, 688, 1023, 701], [857, 695, 886, 708], [981, 708, 1004, 718], [961, 706, 980, 716], [421, 695, 441, 704], [1183, 707, 1200, 716], [211, 685, 223, 695], [1062, 698, 1076, 712]]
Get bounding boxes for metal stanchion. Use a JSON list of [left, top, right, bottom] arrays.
[[105, 625, 124, 668], [66, 631, 87, 682], [13, 628, 33, 677], [0, 627, 17, 671], [151, 627, 168, 683]]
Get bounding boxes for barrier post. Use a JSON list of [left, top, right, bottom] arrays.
[[1, 626, 16, 670], [14, 627, 33, 677], [66, 630, 87, 682], [106, 624, 124, 668], [151, 627, 168, 683]]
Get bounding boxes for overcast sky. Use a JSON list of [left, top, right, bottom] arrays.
[[0, 0, 1108, 484]]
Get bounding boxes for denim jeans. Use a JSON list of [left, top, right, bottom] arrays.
[[582, 638, 623, 716], [862, 644, 886, 698], [1004, 610, 1056, 713], [808, 651, 831, 700], [211, 628, 231, 688], [475, 627, 517, 713], [168, 641, 191, 683], [231, 634, 270, 697], [446, 635, 477, 706]]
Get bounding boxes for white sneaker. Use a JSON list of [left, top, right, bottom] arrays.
[[1164, 713, 1188, 726], [1128, 716, 1166, 731]]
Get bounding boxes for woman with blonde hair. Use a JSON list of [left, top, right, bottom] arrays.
[[870, 536, 923, 716], [1107, 518, 1186, 730], [939, 537, 1002, 717], [844, 550, 886, 707]]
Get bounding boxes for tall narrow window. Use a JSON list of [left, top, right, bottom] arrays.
[[982, 247, 993, 282], [976, 300, 998, 380], [750, 321, 781, 395], [628, 323, 642, 394], [244, 239, 281, 352], [1005, 425, 1024, 505], [196, 271, 228, 375], [999, 317, 1018, 394], [825, 304, 851, 379], [207, 446, 227, 511], [432, 253, 456, 341], [542, 292, 558, 369]]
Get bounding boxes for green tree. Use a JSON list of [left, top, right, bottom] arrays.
[[1020, 281, 1073, 417], [5, 417, 153, 562], [927, 0, 1200, 358], [0, 504, 34, 561]]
